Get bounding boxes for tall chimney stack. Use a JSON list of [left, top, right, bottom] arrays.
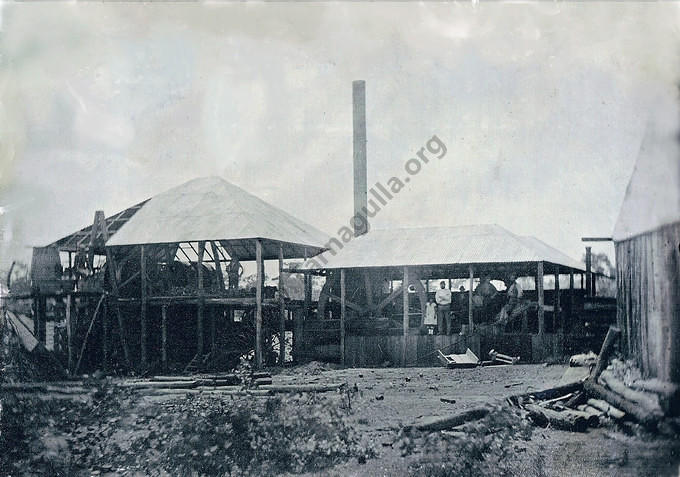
[[353, 80, 368, 236]]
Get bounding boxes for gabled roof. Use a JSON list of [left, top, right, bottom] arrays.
[[105, 176, 328, 259], [48, 200, 149, 254], [302, 224, 585, 273], [613, 101, 680, 242]]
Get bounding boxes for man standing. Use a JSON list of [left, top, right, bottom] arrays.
[[435, 281, 452, 335]]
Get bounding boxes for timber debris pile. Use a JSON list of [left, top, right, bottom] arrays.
[[508, 327, 679, 434]]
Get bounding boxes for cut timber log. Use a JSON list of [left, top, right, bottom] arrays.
[[407, 406, 492, 432], [591, 326, 620, 381], [507, 381, 583, 406], [120, 380, 199, 389], [584, 380, 658, 427], [539, 393, 575, 408], [599, 371, 663, 416], [577, 404, 605, 422], [256, 383, 346, 393], [489, 349, 520, 365], [524, 403, 588, 432], [565, 391, 586, 408], [586, 399, 625, 419]]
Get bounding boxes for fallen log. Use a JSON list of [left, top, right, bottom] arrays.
[[599, 371, 663, 415], [586, 398, 625, 419], [631, 379, 680, 416], [584, 379, 658, 428], [539, 393, 575, 408], [255, 383, 346, 393], [524, 403, 588, 432], [253, 377, 273, 386], [507, 381, 583, 406], [591, 326, 620, 381], [565, 391, 586, 408], [149, 388, 273, 397], [569, 351, 597, 368], [119, 380, 199, 389], [577, 404, 605, 421], [407, 406, 492, 432]]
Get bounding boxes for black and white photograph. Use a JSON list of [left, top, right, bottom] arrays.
[[0, 1, 679, 475]]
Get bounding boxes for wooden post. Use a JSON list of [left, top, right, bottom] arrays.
[[278, 243, 286, 365], [585, 246, 592, 297], [105, 249, 131, 368], [255, 239, 263, 369], [340, 268, 346, 366], [303, 272, 311, 320], [197, 241, 205, 356], [140, 245, 148, 368], [537, 261, 545, 334], [161, 305, 168, 372], [66, 293, 73, 374], [102, 298, 108, 370], [402, 266, 409, 365], [468, 266, 474, 332], [569, 270, 575, 322], [554, 265, 560, 332], [211, 241, 224, 291]]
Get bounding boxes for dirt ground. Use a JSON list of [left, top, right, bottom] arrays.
[[270, 363, 680, 477], [3, 363, 680, 476]]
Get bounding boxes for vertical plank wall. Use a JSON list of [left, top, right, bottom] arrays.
[[616, 222, 680, 383]]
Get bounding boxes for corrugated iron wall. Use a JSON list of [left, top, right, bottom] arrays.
[[615, 222, 680, 383]]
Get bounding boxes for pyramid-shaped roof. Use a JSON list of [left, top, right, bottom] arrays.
[[302, 224, 584, 274], [106, 176, 328, 259]]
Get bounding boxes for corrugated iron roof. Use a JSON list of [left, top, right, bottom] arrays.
[[106, 176, 329, 259], [302, 224, 585, 272]]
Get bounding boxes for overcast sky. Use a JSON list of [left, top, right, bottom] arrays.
[[0, 2, 678, 271]]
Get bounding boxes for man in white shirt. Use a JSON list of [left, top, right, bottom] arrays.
[[435, 281, 452, 335]]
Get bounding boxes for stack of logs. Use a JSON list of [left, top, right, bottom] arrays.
[[510, 326, 676, 432], [121, 372, 348, 397]]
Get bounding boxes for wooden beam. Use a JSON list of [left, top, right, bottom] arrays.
[[554, 265, 561, 332], [581, 237, 613, 242], [118, 270, 141, 291], [161, 305, 168, 372], [468, 266, 474, 332], [402, 266, 409, 365], [255, 239, 263, 369], [363, 270, 374, 309], [102, 299, 108, 371], [340, 268, 346, 366], [327, 293, 364, 313], [140, 245, 148, 368], [569, 270, 575, 322], [66, 293, 73, 374], [585, 246, 592, 297], [278, 243, 286, 365], [374, 285, 404, 313], [74, 293, 106, 375], [537, 261, 545, 334], [211, 241, 224, 291], [105, 249, 132, 368], [197, 241, 205, 356]]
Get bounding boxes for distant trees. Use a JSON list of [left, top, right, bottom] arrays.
[[582, 252, 615, 278]]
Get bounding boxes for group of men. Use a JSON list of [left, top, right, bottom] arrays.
[[422, 273, 524, 335]]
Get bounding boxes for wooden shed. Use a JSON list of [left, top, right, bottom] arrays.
[[613, 103, 680, 383]]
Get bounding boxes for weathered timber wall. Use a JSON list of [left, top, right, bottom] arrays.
[[615, 222, 680, 383], [300, 334, 480, 367]]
